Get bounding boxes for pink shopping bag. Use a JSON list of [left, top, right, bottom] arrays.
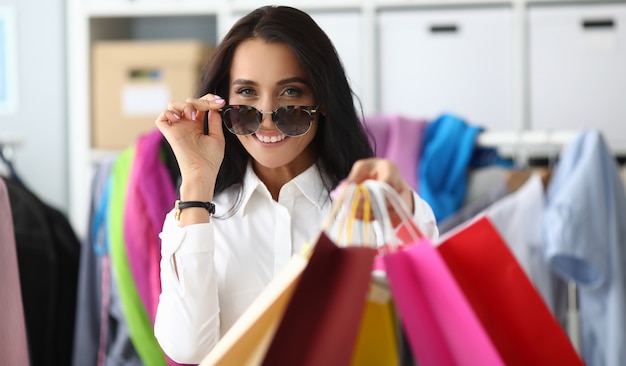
[[383, 234, 504, 366]]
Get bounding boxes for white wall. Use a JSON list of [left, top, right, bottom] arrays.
[[0, 0, 67, 212]]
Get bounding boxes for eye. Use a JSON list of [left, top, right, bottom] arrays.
[[235, 88, 255, 96], [282, 87, 302, 97]]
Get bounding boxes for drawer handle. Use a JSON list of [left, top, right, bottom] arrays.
[[429, 24, 459, 33], [582, 19, 615, 29]]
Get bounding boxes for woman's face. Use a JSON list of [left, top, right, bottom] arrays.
[[228, 39, 318, 172]]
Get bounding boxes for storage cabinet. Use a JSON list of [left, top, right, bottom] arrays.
[[528, 2, 626, 151], [67, 0, 625, 236], [378, 7, 515, 131]]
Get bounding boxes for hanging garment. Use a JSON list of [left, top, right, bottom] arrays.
[[438, 215, 583, 366], [72, 158, 145, 366], [108, 146, 168, 366], [3, 176, 81, 366], [418, 114, 513, 222], [362, 115, 428, 191], [124, 129, 176, 324], [484, 173, 567, 319], [437, 173, 509, 234], [543, 129, 626, 366], [0, 178, 30, 365], [418, 114, 483, 222]]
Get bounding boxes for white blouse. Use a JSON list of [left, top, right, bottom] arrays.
[[154, 164, 438, 364]]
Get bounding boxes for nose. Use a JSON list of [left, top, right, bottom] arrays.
[[256, 96, 277, 129], [258, 110, 275, 129]]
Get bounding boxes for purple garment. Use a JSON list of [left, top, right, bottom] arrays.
[[363, 115, 391, 158], [123, 129, 176, 325], [363, 115, 427, 191], [386, 116, 428, 191]]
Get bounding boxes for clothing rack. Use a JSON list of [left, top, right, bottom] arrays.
[[477, 129, 626, 166], [476, 130, 579, 147]]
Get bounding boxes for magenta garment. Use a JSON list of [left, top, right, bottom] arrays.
[[123, 129, 176, 325], [0, 179, 30, 365], [362, 115, 427, 191]]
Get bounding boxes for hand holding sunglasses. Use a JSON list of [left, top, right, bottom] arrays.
[[208, 105, 319, 137]]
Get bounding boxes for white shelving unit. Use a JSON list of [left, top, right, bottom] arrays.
[[66, 0, 626, 237]]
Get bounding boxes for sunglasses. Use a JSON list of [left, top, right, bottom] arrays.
[[218, 105, 319, 137]]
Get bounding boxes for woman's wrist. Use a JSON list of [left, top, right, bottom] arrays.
[[179, 176, 216, 202]]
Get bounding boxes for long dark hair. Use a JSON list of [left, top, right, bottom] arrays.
[[199, 5, 374, 197]]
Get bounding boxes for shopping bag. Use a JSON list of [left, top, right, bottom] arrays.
[[261, 231, 377, 366], [362, 180, 503, 366], [350, 276, 399, 366], [259, 184, 378, 366], [437, 215, 584, 366], [348, 184, 400, 366], [200, 253, 307, 366], [384, 237, 504, 366]]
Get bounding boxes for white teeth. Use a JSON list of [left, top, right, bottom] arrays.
[[256, 133, 286, 143]]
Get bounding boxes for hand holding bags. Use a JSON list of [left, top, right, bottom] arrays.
[[201, 183, 378, 366]]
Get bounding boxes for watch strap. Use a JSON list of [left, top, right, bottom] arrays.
[[175, 200, 216, 220]]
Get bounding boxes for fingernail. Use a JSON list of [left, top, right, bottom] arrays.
[[173, 113, 181, 120], [214, 96, 225, 104], [191, 111, 196, 120]]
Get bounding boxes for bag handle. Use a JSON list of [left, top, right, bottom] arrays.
[[321, 180, 423, 252], [359, 181, 423, 254]]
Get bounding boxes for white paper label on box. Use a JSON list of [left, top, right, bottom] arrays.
[[122, 84, 171, 116]]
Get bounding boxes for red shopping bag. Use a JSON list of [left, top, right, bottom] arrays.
[[437, 215, 584, 366], [261, 232, 377, 366]]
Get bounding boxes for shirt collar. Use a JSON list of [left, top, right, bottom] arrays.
[[238, 162, 329, 217]]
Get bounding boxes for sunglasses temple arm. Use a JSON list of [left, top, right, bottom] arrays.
[[203, 112, 209, 135]]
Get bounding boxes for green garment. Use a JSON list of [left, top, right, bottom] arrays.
[[108, 146, 167, 366]]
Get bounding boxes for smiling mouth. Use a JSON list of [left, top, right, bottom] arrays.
[[255, 133, 287, 143]]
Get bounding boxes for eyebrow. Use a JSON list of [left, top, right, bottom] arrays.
[[232, 77, 309, 86]]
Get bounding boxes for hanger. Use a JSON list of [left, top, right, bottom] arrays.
[[0, 142, 24, 186]]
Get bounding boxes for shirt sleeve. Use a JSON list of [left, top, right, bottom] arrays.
[[153, 209, 221, 364], [412, 191, 440, 242]]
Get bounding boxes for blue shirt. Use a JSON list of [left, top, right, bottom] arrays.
[[543, 129, 626, 366]]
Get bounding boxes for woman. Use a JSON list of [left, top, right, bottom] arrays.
[[154, 5, 438, 363]]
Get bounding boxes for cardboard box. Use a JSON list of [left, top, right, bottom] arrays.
[[92, 40, 212, 149]]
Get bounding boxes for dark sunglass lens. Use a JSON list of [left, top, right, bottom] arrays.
[[275, 108, 312, 136], [225, 107, 260, 135]]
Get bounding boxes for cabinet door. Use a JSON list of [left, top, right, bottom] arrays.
[[529, 4, 626, 151], [378, 7, 514, 130]]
